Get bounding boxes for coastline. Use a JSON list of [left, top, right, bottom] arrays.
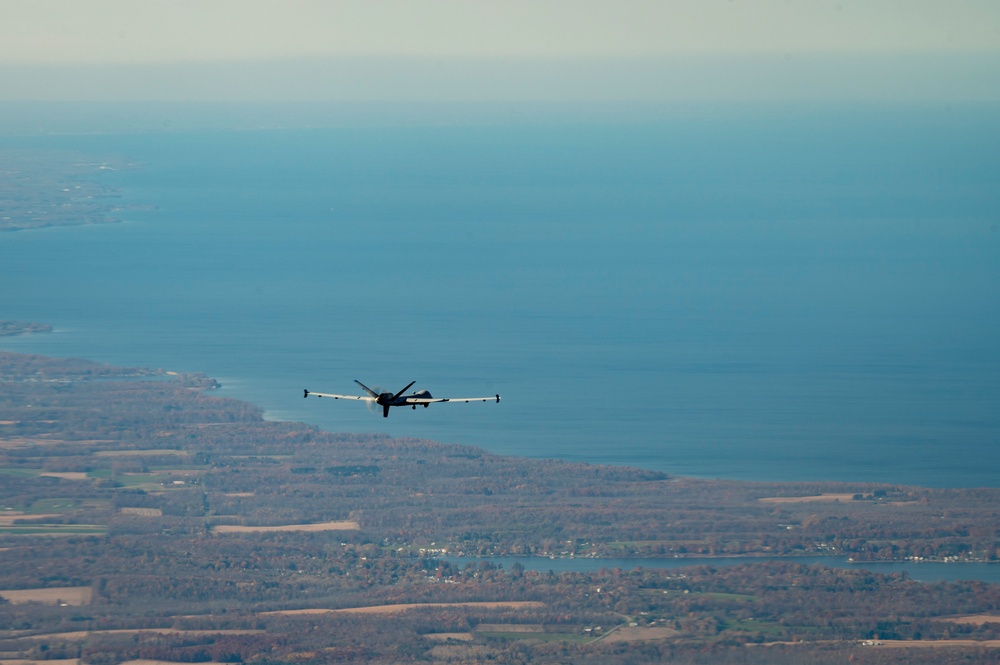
[[3, 104, 999, 663], [4, 339, 1000, 663], [1, 330, 998, 572], [0, 149, 141, 232], [0, 321, 52, 337], [4, 127, 999, 491]]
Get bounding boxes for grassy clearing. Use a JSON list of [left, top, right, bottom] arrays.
[[116, 475, 186, 490], [21, 628, 265, 641], [93, 449, 187, 457], [39, 471, 89, 480], [476, 624, 544, 633], [601, 626, 681, 643], [0, 467, 44, 477], [0, 498, 110, 534], [0, 524, 106, 535], [759, 493, 857, 504], [0, 586, 92, 605], [940, 614, 1000, 626], [213, 521, 360, 533], [724, 618, 785, 635], [18, 498, 110, 514], [85, 470, 199, 490], [870, 639, 1000, 648], [424, 632, 474, 641], [119, 507, 163, 517], [263, 601, 545, 616], [0, 513, 61, 524], [27, 498, 79, 513], [695, 591, 757, 602], [479, 631, 590, 643]]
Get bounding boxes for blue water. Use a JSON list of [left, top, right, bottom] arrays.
[[2, 103, 998, 486]]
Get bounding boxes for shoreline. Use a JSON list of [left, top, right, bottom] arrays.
[[1, 320, 998, 498], [3, 108, 1000, 664], [0, 149, 140, 233], [3, 133, 998, 490], [3, 345, 1000, 662], [2, 336, 1000, 571], [3, 328, 997, 490]]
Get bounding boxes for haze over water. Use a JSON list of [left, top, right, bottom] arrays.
[[2, 103, 998, 487]]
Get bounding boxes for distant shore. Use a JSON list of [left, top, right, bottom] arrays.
[[0, 149, 140, 232], [0, 320, 52, 337]]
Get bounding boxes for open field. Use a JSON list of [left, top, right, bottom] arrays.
[[871, 639, 1000, 648], [424, 632, 474, 641], [120, 661, 229, 665], [93, 449, 187, 457], [941, 614, 1000, 626], [213, 521, 359, 533], [263, 601, 546, 616], [5, 656, 236, 665], [39, 472, 88, 480], [0, 587, 91, 605], [0, 514, 60, 525], [4, 351, 1000, 664], [477, 630, 590, 643], [0, 498, 107, 535], [119, 507, 163, 517], [21, 629, 264, 641], [477, 624, 544, 633], [0, 524, 106, 536], [473, 623, 592, 643], [0, 437, 113, 449], [88, 471, 202, 490], [600, 626, 681, 643], [759, 493, 859, 504], [333, 601, 545, 615]]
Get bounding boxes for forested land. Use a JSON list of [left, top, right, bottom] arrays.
[[2, 347, 999, 664], [0, 149, 138, 232]]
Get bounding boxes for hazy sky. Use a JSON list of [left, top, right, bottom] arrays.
[[2, 0, 999, 101]]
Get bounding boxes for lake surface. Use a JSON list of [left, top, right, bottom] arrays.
[[2, 103, 998, 486]]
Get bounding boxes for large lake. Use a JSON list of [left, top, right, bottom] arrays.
[[2, 103, 998, 487]]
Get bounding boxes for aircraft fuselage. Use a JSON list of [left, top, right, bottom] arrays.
[[380, 389, 433, 408]]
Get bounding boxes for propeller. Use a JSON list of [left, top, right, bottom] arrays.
[[361, 384, 383, 415]]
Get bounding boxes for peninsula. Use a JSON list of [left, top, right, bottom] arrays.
[[1, 339, 999, 664], [0, 149, 139, 232]]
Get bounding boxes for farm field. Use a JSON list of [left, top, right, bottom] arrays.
[[0, 586, 92, 605], [1, 350, 999, 664]]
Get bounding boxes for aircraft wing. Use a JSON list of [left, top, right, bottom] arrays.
[[404, 395, 500, 404], [304, 389, 374, 401]]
